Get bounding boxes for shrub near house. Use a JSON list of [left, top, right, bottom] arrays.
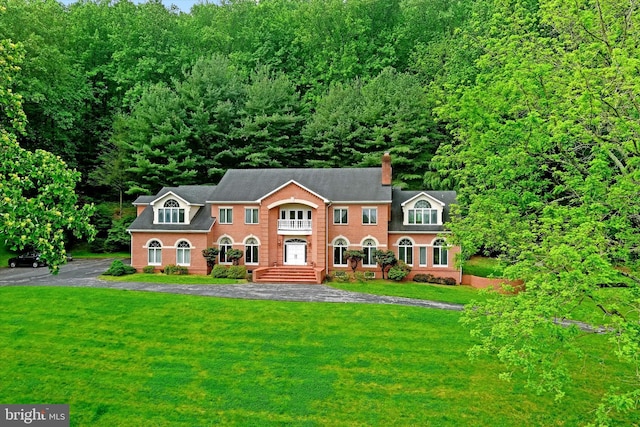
[[128, 153, 460, 284]]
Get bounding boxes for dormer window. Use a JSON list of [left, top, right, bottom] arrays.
[[158, 199, 185, 224], [408, 200, 438, 225]]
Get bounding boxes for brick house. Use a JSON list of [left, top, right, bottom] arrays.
[[127, 153, 460, 283]]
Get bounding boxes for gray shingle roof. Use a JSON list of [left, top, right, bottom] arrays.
[[162, 186, 217, 204], [389, 188, 457, 233], [208, 168, 392, 202]]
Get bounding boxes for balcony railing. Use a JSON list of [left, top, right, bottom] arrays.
[[278, 219, 312, 233]]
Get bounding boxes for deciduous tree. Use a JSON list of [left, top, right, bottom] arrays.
[[432, 0, 640, 420], [0, 33, 94, 272], [373, 249, 397, 280]]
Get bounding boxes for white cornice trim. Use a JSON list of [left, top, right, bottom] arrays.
[[401, 192, 446, 207], [258, 180, 330, 204], [150, 191, 190, 206]]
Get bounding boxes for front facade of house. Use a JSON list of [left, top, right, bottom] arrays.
[[128, 154, 460, 283]]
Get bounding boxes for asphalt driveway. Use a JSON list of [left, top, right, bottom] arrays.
[[0, 258, 464, 311]]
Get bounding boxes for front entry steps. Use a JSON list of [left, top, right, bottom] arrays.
[[253, 266, 325, 284]]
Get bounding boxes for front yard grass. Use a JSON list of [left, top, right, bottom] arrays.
[[462, 255, 505, 277], [329, 280, 488, 305], [99, 273, 243, 285], [1, 286, 637, 426]]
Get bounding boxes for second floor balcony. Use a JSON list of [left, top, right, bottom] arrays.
[[278, 219, 312, 234]]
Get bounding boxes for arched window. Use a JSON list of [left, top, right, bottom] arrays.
[[148, 240, 162, 265], [245, 237, 259, 264], [408, 200, 438, 225], [333, 238, 348, 266], [158, 199, 185, 224], [219, 237, 233, 264], [362, 238, 377, 266], [398, 238, 413, 265], [176, 241, 191, 266], [433, 238, 448, 266]]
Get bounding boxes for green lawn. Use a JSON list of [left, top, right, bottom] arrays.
[[0, 287, 637, 426], [462, 256, 505, 278], [329, 280, 488, 305], [0, 244, 12, 268], [68, 243, 130, 259], [100, 273, 243, 285]]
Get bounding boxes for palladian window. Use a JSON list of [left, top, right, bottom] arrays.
[[408, 200, 438, 225], [158, 199, 185, 224]]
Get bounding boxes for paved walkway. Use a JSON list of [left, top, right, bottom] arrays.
[[0, 260, 611, 332], [0, 259, 464, 310], [23, 278, 467, 311]]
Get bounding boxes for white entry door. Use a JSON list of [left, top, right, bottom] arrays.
[[285, 242, 307, 265]]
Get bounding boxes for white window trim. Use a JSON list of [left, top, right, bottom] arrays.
[[332, 237, 349, 267], [219, 207, 233, 224], [418, 246, 428, 267], [244, 207, 259, 225], [218, 235, 234, 265], [154, 198, 189, 225], [402, 197, 443, 226], [396, 237, 415, 266], [176, 243, 191, 266], [362, 207, 378, 225], [333, 207, 349, 225], [432, 239, 449, 267], [244, 236, 260, 265], [361, 238, 378, 267], [147, 240, 162, 266]]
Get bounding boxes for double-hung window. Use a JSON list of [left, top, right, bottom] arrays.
[[245, 208, 259, 224], [219, 208, 233, 224], [334, 208, 348, 224], [362, 208, 377, 225], [419, 247, 427, 266]]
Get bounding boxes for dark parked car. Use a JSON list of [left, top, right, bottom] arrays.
[[8, 252, 46, 268]]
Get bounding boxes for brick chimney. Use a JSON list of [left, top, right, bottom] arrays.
[[382, 152, 392, 186]]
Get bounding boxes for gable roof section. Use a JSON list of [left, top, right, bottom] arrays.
[[149, 190, 192, 207], [260, 180, 329, 205], [129, 185, 217, 233], [401, 191, 446, 207], [389, 188, 457, 233], [133, 185, 216, 206], [208, 168, 392, 203]]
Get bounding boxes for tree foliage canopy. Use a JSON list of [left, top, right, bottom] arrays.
[[432, 0, 640, 420], [0, 31, 94, 272]]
